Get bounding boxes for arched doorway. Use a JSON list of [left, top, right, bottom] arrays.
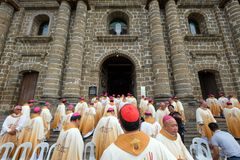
[[198, 70, 221, 99], [100, 55, 136, 96]]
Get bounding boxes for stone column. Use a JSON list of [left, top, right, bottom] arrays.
[[63, 0, 87, 99], [221, 0, 240, 96], [223, 1, 240, 54], [0, 2, 14, 56], [42, 1, 71, 99], [214, 5, 240, 97], [165, 0, 193, 97], [148, 0, 171, 98]]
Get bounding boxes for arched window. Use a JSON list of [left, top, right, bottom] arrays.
[[31, 14, 50, 36], [188, 13, 207, 35], [107, 11, 129, 35], [38, 21, 49, 35], [188, 19, 200, 35], [109, 18, 127, 35]]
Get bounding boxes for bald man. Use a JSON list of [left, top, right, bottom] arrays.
[[156, 115, 193, 160]]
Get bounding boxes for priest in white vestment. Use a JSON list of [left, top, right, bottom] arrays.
[[52, 98, 67, 131], [145, 99, 156, 118], [92, 108, 124, 160], [156, 115, 194, 160], [126, 93, 137, 107], [21, 99, 35, 125], [139, 97, 149, 117], [79, 103, 96, 138], [155, 102, 169, 126], [218, 92, 228, 110], [94, 97, 104, 127], [196, 100, 216, 140], [75, 97, 88, 114], [40, 102, 52, 140], [62, 104, 74, 128], [51, 113, 84, 160], [206, 94, 221, 116], [103, 97, 118, 117], [141, 111, 161, 138], [0, 105, 26, 157], [229, 95, 240, 109], [101, 104, 176, 160], [223, 102, 240, 138], [17, 107, 45, 158]]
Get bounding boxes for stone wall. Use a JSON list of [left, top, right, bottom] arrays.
[[0, 0, 239, 118]]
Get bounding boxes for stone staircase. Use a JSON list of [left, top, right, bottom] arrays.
[[184, 117, 229, 149]]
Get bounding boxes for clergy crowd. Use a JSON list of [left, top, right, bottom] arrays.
[[0, 92, 240, 160]]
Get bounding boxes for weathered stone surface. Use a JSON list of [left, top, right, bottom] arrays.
[[0, 0, 239, 119]]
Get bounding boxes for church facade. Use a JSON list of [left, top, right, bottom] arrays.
[[0, 0, 240, 114]]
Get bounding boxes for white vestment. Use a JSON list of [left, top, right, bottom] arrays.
[[92, 116, 124, 160], [126, 97, 137, 106], [118, 101, 130, 111], [218, 97, 229, 109], [103, 104, 118, 117], [146, 104, 156, 118], [101, 98, 109, 108], [75, 102, 88, 114], [52, 103, 66, 130], [155, 108, 169, 126], [100, 137, 177, 160], [18, 115, 45, 158], [21, 104, 30, 125], [140, 121, 161, 138], [156, 132, 193, 160], [0, 114, 26, 136], [230, 97, 240, 108], [40, 108, 52, 137], [51, 127, 84, 160], [196, 107, 216, 140]]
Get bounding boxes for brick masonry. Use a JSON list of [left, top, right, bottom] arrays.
[[0, 0, 240, 118]]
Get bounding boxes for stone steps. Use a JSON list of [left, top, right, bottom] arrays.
[[1, 116, 239, 159], [184, 117, 231, 149]]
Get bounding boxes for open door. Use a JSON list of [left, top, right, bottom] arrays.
[[100, 55, 135, 96], [198, 71, 218, 99]]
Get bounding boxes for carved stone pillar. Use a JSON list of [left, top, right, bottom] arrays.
[[63, 0, 87, 99], [42, 1, 71, 99], [165, 0, 193, 97], [149, 0, 171, 98]]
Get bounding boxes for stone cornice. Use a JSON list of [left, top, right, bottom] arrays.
[[145, 0, 177, 9], [16, 36, 52, 43], [57, 0, 90, 10], [20, 1, 59, 9], [94, 2, 141, 9], [20, 52, 48, 60], [219, 0, 230, 8], [184, 34, 222, 41], [97, 35, 138, 42], [190, 50, 222, 60], [1, 0, 20, 10]]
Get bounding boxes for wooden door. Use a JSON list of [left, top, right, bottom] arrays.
[[18, 71, 39, 105]]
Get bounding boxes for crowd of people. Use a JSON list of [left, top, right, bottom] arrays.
[[0, 92, 240, 160]]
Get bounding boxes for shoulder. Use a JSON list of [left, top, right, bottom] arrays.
[[101, 143, 119, 159]]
